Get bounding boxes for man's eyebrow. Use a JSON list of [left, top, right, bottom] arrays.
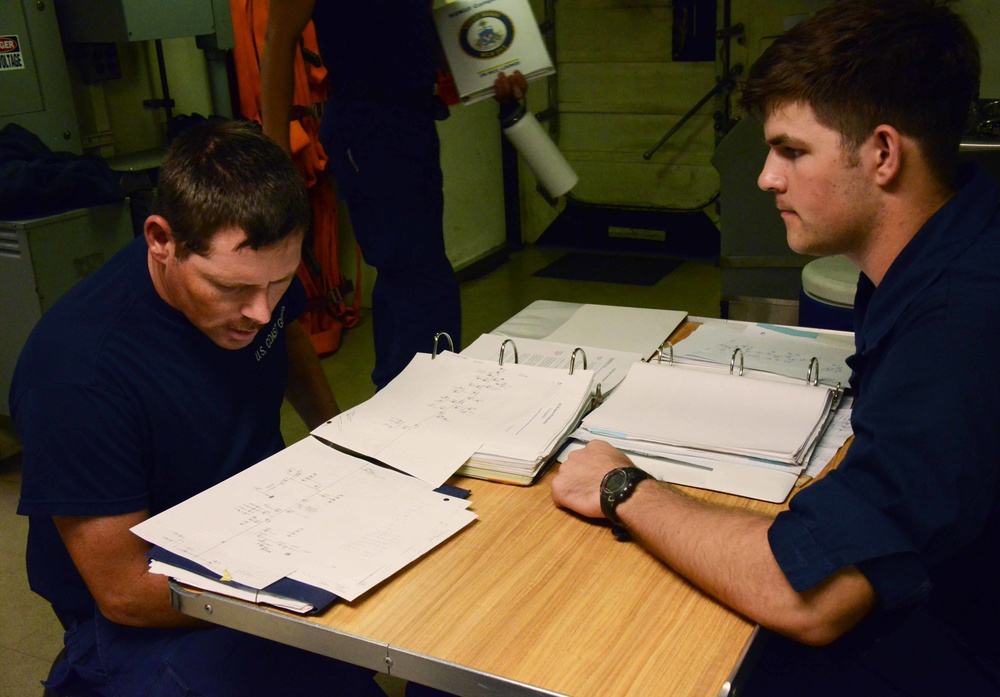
[[765, 133, 807, 148]]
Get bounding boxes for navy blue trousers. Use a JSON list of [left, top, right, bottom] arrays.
[[50, 609, 382, 697], [322, 98, 462, 389]]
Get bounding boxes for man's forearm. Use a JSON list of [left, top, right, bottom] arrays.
[[261, 0, 316, 153], [617, 480, 875, 645], [55, 513, 206, 629], [285, 319, 339, 430], [551, 441, 876, 645]]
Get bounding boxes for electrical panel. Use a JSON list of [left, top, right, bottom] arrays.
[[0, 1, 80, 153]]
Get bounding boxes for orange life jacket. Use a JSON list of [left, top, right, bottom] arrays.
[[229, 0, 360, 355]]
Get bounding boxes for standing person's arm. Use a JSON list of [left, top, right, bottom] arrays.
[[285, 318, 340, 429], [261, 0, 317, 154]]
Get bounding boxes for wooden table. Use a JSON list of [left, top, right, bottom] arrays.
[[171, 469, 809, 696], [171, 317, 849, 696]]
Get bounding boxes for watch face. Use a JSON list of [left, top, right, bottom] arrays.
[[602, 469, 628, 494]]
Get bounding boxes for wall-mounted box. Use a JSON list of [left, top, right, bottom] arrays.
[[54, 0, 217, 43]]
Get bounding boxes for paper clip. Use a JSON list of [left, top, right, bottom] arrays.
[[499, 338, 519, 366], [569, 348, 588, 374], [729, 348, 744, 376], [432, 332, 454, 359]]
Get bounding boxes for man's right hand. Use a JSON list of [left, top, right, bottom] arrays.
[[494, 70, 528, 104]]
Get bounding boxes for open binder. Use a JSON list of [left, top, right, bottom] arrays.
[[571, 346, 846, 502], [311, 337, 596, 486], [454, 335, 621, 484]]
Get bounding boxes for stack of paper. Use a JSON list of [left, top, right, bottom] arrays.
[[132, 437, 477, 612], [433, 0, 554, 104], [570, 360, 842, 501], [312, 351, 596, 486], [581, 361, 835, 464]]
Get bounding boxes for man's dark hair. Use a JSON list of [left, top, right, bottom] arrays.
[[739, 0, 980, 186], [153, 120, 311, 258]]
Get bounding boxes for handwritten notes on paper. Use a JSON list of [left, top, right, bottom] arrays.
[[131, 437, 476, 602], [312, 352, 595, 486], [462, 333, 641, 394], [674, 322, 855, 385]]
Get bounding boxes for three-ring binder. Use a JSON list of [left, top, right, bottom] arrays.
[[432, 332, 454, 358], [498, 338, 518, 366], [655, 342, 837, 390], [491, 339, 604, 409], [489, 338, 591, 376]]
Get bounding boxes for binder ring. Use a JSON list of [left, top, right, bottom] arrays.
[[657, 341, 674, 365], [499, 339, 519, 366], [807, 357, 820, 386], [590, 382, 603, 410], [729, 348, 744, 376], [569, 348, 588, 375], [432, 332, 454, 359]]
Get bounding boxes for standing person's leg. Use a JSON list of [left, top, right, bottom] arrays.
[[333, 103, 461, 389]]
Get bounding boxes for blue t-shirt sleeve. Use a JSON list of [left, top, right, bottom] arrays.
[[17, 274, 308, 519], [16, 380, 149, 517], [769, 300, 1000, 609]]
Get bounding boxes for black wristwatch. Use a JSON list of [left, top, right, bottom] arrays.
[[600, 467, 651, 533]]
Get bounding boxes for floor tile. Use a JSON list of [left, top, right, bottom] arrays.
[[0, 646, 51, 697]]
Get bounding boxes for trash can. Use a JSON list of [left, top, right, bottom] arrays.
[[799, 255, 858, 331]]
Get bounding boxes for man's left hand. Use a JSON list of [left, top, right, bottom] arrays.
[[551, 439, 635, 519]]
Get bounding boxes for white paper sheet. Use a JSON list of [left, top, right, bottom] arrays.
[[542, 304, 688, 355], [312, 352, 593, 486], [132, 437, 476, 601], [147, 561, 315, 614], [462, 333, 640, 394], [557, 440, 802, 504], [582, 361, 833, 463], [674, 321, 854, 386]]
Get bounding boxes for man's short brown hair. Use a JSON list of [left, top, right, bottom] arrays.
[[153, 120, 311, 258], [740, 0, 980, 187]]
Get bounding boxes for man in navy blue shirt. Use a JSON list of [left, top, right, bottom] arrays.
[[12, 121, 382, 696], [552, 2, 1000, 694]]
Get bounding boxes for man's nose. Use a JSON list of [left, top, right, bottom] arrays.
[[757, 152, 787, 193], [242, 289, 272, 325]]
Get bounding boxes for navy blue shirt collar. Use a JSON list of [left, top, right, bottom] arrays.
[[854, 163, 999, 363]]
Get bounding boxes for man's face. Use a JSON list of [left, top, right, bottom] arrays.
[[758, 101, 878, 259], [156, 227, 303, 350]]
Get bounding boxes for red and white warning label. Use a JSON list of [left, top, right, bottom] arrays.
[[0, 36, 25, 71]]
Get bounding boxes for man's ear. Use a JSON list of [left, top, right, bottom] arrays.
[[871, 124, 903, 187], [144, 215, 175, 264]]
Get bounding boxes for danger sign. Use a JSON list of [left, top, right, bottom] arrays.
[[0, 35, 25, 71]]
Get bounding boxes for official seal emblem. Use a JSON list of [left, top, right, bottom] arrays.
[[459, 11, 515, 60]]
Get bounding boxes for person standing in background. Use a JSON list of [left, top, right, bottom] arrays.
[[262, 1, 462, 390]]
